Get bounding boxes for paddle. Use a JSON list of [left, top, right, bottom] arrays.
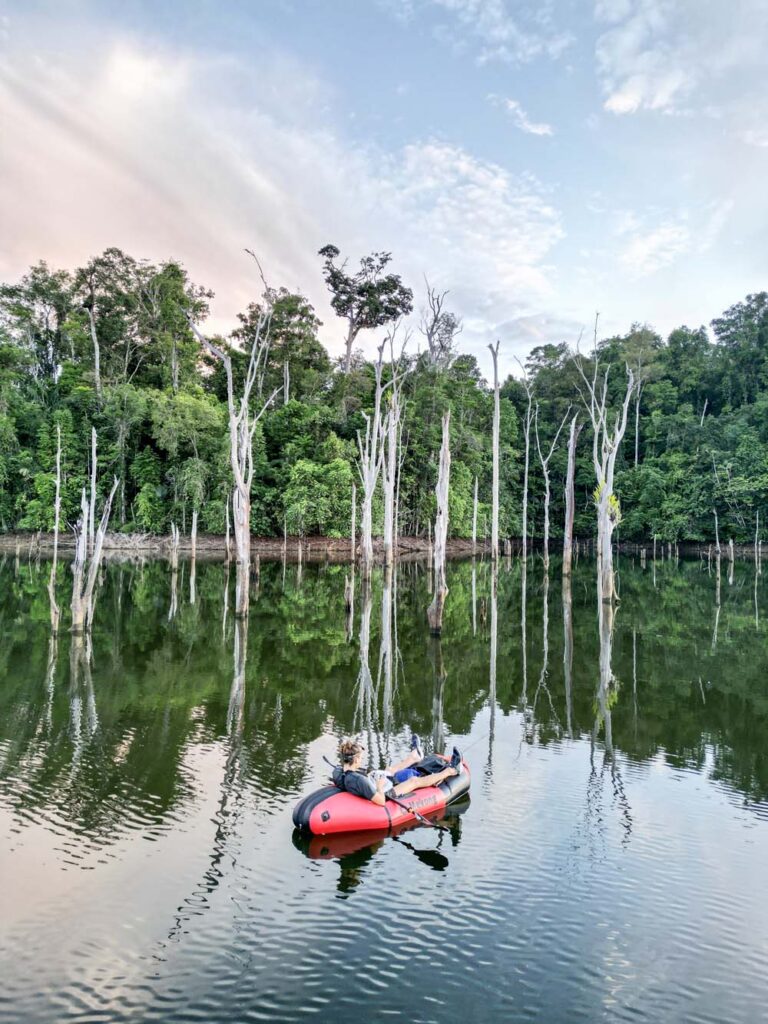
[[392, 834, 449, 870]]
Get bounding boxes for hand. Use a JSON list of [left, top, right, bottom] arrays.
[[376, 776, 387, 792]]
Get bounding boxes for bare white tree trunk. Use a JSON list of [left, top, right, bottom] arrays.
[[71, 477, 119, 633], [383, 406, 398, 567], [190, 509, 198, 605], [48, 423, 62, 634], [521, 383, 533, 561], [563, 414, 582, 577], [350, 481, 357, 563], [225, 493, 232, 562], [574, 339, 636, 604], [427, 411, 451, 635], [634, 383, 642, 467], [88, 427, 97, 553], [357, 345, 389, 578], [472, 475, 479, 552], [756, 511, 761, 575], [534, 404, 569, 572], [488, 341, 500, 561], [284, 360, 290, 405], [86, 307, 102, 400], [713, 508, 721, 556], [188, 273, 280, 618]]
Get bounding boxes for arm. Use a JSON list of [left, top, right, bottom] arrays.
[[370, 776, 388, 806]]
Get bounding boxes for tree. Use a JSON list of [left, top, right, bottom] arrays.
[[427, 411, 451, 636], [187, 263, 281, 617], [488, 341, 501, 561], [574, 338, 636, 603], [419, 280, 462, 370], [318, 245, 413, 373]]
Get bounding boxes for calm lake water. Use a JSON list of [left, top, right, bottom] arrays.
[[1, 552, 767, 1023]]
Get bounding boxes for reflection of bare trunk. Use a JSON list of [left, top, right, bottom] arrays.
[[563, 414, 581, 577], [378, 567, 394, 743], [520, 560, 528, 706], [354, 582, 376, 755], [430, 638, 446, 756], [488, 567, 498, 769], [48, 424, 62, 633], [44, 635, 58, 732], [227, 618, 248, 737], [344, 570, 355, 642], [712, 556, 721, 651], [472, 559, 478, 636], [427, 412, 451, 636], [563, 573, 574, 739], [596, 597, 616, 759]]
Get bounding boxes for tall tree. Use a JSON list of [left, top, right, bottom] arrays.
[[318, 245, 413, 373], [187, 267, 281, 617]]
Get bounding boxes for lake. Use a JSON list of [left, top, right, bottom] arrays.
[[1, 552, 767, 1023]]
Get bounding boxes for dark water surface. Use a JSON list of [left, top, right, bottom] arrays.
[[1, 553, 767, 1023]]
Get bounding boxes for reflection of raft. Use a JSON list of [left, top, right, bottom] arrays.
[[292, 756, 471, 835]]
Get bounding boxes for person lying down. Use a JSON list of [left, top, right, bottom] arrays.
[[332, 735, 463, 805]]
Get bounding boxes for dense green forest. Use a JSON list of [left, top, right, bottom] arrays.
[[1, 246, 766, 544]]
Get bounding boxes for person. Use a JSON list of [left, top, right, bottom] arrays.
[[332, 734, 462, 806]]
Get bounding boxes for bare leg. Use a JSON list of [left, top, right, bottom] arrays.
[[386, 749, 422, 774], [393, 766, 456, 796]]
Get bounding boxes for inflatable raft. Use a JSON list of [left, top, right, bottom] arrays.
[[292, 756, 470, 835]]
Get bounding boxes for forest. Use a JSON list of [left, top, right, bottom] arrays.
[[1, 244, 767, 549]]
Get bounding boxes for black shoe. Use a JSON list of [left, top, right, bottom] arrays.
[[410, 732, 423, 760], [450, 747, 462, 771]]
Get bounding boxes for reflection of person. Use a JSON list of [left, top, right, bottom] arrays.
[[332, 736, 462, 806]]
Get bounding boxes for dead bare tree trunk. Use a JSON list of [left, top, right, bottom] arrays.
[[187, 270, 280, 618], [383, 328, 408, 568], [71, 477, 119, 633], [427, 411, 451, 635], [350, 481, 357, 563], [357, 345, 389, 578], [48, 424, 62, 634], [284, 360, 290, 405], [225, 493, 232, 562], [574, 334, 636, 604], [563, 414, 582, 577], [86, 307, 102, 400], [634, 382, 643, 467], [88, 427, 97, 554], [488, 341, 500, 561], [521, 381, 533, 562], [534, 404, 569, 572], [472, 475, 479, 553], [190, 509, 198, 606]]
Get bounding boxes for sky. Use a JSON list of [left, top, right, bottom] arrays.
[[0, 0, 766, 377]]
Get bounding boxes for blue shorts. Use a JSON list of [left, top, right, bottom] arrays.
[[392, 767, 420, 784]]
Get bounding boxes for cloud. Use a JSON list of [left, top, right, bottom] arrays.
[[0, 29, 564, 374], [617, 201, 732, 277], [385, 0, 572, 64], [489, 94, 554, 136], [595, 0, 768, 117]]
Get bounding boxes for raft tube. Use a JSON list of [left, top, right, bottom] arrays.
[[292, 756, 470, 835]]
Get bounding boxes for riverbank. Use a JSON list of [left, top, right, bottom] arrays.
[[0, 532, 762, 563]]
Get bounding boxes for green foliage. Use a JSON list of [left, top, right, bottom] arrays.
[[0, 248, 767, 544]]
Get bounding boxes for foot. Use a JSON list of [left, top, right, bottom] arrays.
[[410, 732, 423, 760], [449, 747, 462, 771]]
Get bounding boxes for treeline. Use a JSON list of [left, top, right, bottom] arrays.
[[1, 245, 766, 545]]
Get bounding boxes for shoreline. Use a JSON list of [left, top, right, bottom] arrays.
[[0, 532, 761, 563]]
